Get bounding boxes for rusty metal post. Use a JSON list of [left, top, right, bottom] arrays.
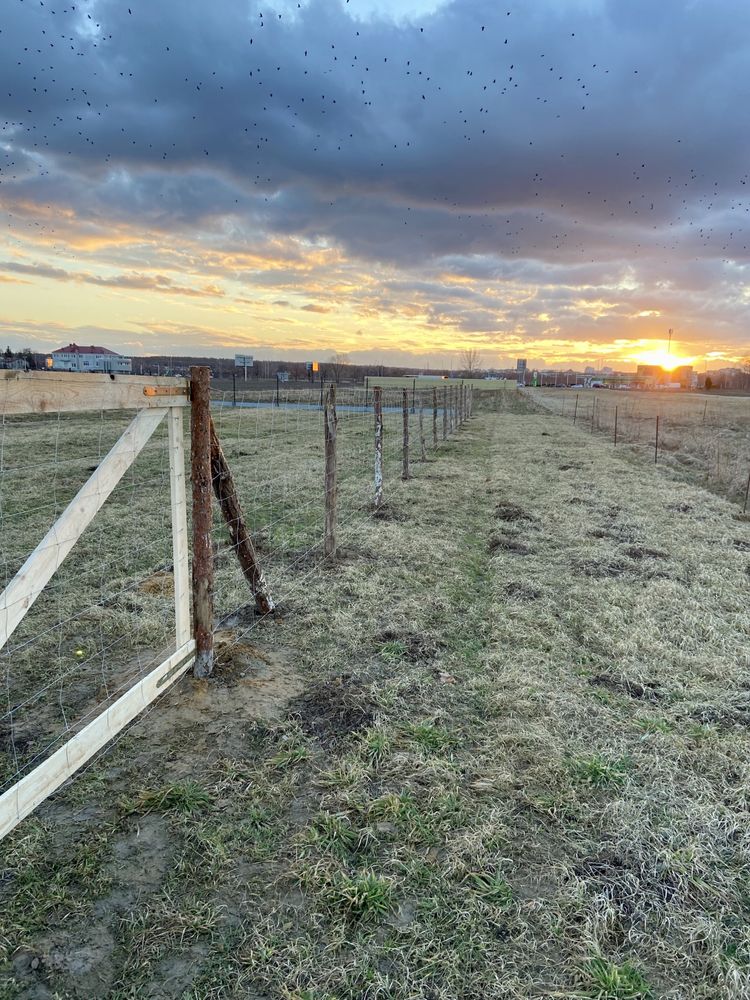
[[190, 366, 214, 678], [402, 388, 410, 480], [324, 384, 337, 560], [209, 418, 274, 616], [373, 385, 384, 509], [432, 387, 438, 448]]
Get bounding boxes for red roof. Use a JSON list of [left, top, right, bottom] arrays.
[[51, 343, 120, 356]]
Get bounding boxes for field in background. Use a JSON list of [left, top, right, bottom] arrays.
[[363, 375, 508, 391], [3, 383, 750, 998], [529, 386, 750, 508]]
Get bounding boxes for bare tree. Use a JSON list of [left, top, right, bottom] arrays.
[[460, 347, 483, 376], [328, 352, 352, 384]]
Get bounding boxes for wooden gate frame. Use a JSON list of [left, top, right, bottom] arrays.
[[0, 371, 195, 840]]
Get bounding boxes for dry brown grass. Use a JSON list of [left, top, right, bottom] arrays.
[[2, 385, 750, 998]]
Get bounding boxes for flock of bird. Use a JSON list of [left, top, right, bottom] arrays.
[[0, 1, 748, 272]]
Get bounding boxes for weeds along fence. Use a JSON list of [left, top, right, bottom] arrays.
[[0, 369, 473, 839], [526, 387, 750, 510]]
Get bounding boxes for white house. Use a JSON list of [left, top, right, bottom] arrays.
[[48, 344, 132, 374]]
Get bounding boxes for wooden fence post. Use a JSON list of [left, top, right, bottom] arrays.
[[442, 387, 448, 440], [614, 406, 618, 447], [654, 415, 659, 464], [419, 404, 427, 460], [190, 366, 214, 678], [209, 418, 275, 616], [573, 393, 579, 424], [373, 385, 384, 509], [402, 388, 410, 480], [432, 387, 438, 448], [324, 384, 337, 560]]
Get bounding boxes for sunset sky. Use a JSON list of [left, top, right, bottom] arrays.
[[2, 0, 750, 370]]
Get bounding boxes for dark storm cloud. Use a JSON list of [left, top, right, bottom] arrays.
[[2, 0, 750, 355]]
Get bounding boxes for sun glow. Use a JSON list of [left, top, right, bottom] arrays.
[[629, 349, 694, 371]]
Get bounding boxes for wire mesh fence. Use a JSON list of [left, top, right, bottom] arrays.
[[0, 375, 471, 836], [0, 404, 181, 812]]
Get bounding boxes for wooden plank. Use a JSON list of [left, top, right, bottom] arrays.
[[0, 407, 167, 652], [0, 370, 189, 416], [168, 408, 191, 647], [324, 384, 337, 560], [190, 367, 214, 679], [0, 640, 195, 841], [209, 417, 275, 616]]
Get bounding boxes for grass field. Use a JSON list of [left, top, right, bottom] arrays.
[[2, 385, 750, 998], [529, 386, 750, 508]]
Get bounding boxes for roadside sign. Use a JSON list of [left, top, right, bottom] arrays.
[[235, 354, 253, 380]]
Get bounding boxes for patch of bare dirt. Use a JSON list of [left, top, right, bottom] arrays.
[[573, 558, 629, 578], [138, 571, 175, 596], [136, 638, 302, 769], [504, 581, 542, 600], [623, 545, 669, 560], [665, 501, 693, 513], [494, 501, 535, 523], [372, 501, 407, 522], [290, 673, 375, 746], [374, 628, 443, 663], [590, 673, 662, 701], [489, 536, 533, 556]]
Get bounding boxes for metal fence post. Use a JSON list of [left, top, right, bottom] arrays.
[[432, 387, 438, 448], [402, 388, 410, 480], [374, 385, 384, 509], [324, 384, 337, 559]]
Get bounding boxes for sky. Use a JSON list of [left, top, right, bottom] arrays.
[[2, 0, 750, 370]]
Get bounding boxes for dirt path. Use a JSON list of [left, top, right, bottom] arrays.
[[2, 398, 750, 999]]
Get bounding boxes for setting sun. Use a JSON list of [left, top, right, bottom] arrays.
[[628, 349, 695, 371]]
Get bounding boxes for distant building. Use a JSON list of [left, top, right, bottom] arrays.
[[48, 344, 132, 374], [672, 365, 697, 389]]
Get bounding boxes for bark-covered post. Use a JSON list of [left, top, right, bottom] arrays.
[[190, 366, 214, 678], [432, 387, 438, 448], [419, 404, 427, 461], [402, 388, 410, 480], [373, 385, 384, 510], [209, 418, 275, 616], [442, 386, 448, 440], [324, 384, 337, 560]]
